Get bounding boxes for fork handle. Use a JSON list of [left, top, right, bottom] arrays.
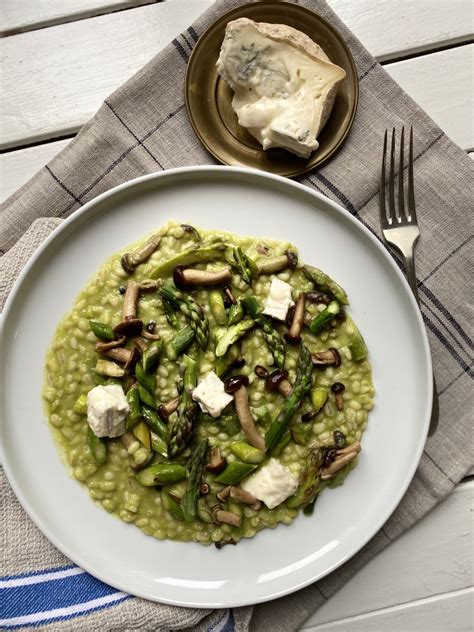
[[404, 252, 421, 305]]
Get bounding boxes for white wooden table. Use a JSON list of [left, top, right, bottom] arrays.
[[1, 1, 473, 630]]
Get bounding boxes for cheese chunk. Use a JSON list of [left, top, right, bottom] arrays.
[[242, 458, 298, 509], [216, 18, 346, 158], [192, 371, 233, 418], [87, 384, 129, 438], [262, 277, 294, 321]]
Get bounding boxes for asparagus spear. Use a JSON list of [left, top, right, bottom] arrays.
[[227, 298, 244, 326], [215, 320, 255, 357], [182, 439, 208, 522], [241, 295, 285, 368], [151, 243, 227, 278], [125, 384, 141, 430], [135, 362, 156, 394], [165, 325, 195, 360], [214, 461, 256, 485], [159, 285, 209, 350], [215, 343, 240, 378], [230, 441, 265, 464], [162, 297, 180, 330], [302, 265, 349, 306], [89, 320, 115, 341], [168, 354, 198, 458], [136, 463, 187, 487], [87, 427, 107, 464], [309, 301, 340, 335], [209, 290, 227, 325], [142, 340, 162, 372], [228, 246, 256, 284], [141, 404, 167, 439], [265, 344, 313, 451], [345, 315, 369, 361], [286, 448, 323, 509]]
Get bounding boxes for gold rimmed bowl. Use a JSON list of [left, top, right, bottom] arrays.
[[185, 1, 359, 177]]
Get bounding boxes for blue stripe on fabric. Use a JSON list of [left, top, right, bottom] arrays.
[[1, 573, 121, 618], [1, 565, 76, 582], [222, 609, 235, 632], [1, 596, 133, 630]]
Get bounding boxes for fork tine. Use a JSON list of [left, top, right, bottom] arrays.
[[388, 128, 397, 225], [407, 126, 417, 222], [380, 130, 388, 227], [398, 126, 406, 221]]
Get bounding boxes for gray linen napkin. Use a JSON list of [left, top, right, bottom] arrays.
[[1, 1, 473, 630]]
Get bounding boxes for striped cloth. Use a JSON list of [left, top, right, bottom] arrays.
[[1, 1, 473, 630]]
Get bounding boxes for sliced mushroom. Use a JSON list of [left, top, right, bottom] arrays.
[[229, 487, 262, 510], [199, 483, 210, 496], [158, 396, 180, 421], [211, 505, 241, 526], [104, 347, 139, 370], [138, 279, 161, 292], [121, 233, 161, 274], [94, 335, 126, 353], [113, 282, 143, 336], [256, 250, 298, 275], [285, 292, 306, 344], [133, 338, 148, 353], [331, 382, 346, 410], [173, 266, 232, 289], [224, 376, 266, 451], [216, 485, 232, 502], [206, 447, 227, 474], [320, 441, 361, 480], [311, 348, 341, 368], [141, 330, 161, 341], [265, 369, 293, 398]]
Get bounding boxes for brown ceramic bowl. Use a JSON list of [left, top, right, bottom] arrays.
[[185, 1, 358, 177]]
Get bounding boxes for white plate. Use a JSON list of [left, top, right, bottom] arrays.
[[1, 166, 432, 608]]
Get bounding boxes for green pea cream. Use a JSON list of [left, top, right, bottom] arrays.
[[44, 221, 374, 545]]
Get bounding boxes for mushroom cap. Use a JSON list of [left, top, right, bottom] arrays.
[[173, 266, 187, 290], [113, 318, 143, 337], [224, 374, 249, 394], [265, 368, 289, 392]]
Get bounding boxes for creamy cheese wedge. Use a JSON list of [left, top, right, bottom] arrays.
[[216, 18, 346, 158]]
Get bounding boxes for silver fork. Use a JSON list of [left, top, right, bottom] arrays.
[[380, 126, 439, 436]]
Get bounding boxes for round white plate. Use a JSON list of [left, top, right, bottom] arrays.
[[1, 166, 432, 608]]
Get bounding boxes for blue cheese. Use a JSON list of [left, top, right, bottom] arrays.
[[262, 277, 294, 321], [241, 458, 298, 509], [216, 18, 346, 158], [87, 384, 129, 438], [192, 371, 233, 418]]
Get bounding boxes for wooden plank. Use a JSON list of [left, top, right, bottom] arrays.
[[1, 1, 472, 151], [328, 0, 474, 62], [302, 589, 473, 631], [0, 1, 156, 37], [0, 139, 71, 203], [386, 45, 474, 150], [301, 480, 474, 629], [0, 2, 213, 150]]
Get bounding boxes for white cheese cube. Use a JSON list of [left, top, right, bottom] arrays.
[[241, 458, 298, 509], [262, 277, 295, 321], [87, 384, 129, 438], [192, 371, 233, 418]]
